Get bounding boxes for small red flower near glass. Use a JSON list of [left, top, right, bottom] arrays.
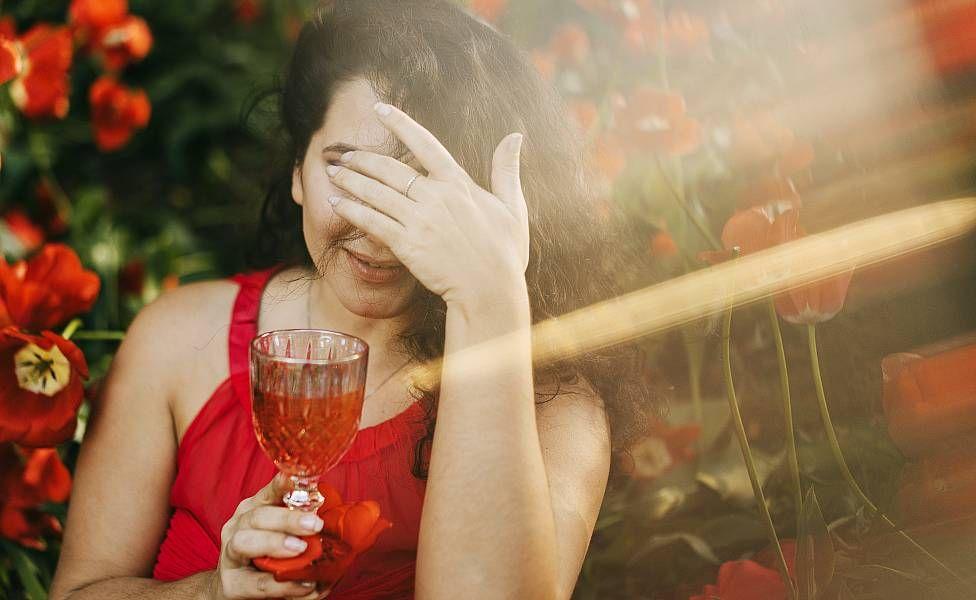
[[253, 482, 392, 591]]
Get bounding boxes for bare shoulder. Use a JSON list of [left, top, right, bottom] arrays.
[[535, 375, 609, 437]]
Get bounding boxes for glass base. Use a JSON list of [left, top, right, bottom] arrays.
[[283, 474, 324, 511]]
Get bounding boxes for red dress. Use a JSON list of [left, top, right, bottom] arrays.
[[152, 265, 427, 599]]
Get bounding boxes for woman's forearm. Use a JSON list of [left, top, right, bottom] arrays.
[[57, 570, 213, 600], [415, 278, 558, 600]]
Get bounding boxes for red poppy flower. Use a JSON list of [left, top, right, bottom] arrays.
[[9, 24, 73, 119], [0, 243, 101, 332], [591, 131, 628, 184], [471, 0, 507, 23], [89, 76, 151, 151], [0, 328, 88, 447], [253, 483, 392, 589], [613, 86, 701, 156], [568, 99, 599, 135], [0, 443, 71, 550], [68, 0, 128, 32], [91, 15, 152, 71]]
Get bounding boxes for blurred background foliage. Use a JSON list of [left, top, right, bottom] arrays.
[[1, 0, 976, 598]]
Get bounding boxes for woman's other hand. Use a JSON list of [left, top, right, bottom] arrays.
[[212, 473, 326, 599]]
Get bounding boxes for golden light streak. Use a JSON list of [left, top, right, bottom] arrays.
[[407, 198, 976, 390]]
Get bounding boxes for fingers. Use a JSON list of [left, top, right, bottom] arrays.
[[490, 133, 526, 215], [237, 473, 290, 516], [219, 569, 320, 599], [373, 102, 463, 180], [225, 528, 312, 564], [338, 150, 431, 201], [328, 195, 405, 252], [242, 505, 325, 537], [327, 165, 417, 225]]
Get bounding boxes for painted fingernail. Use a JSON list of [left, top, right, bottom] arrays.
[[328, 196, 342, 206], [284, 536, 307, 551], [300, 514, 324, 531], [326, 164, 340, 176], [374, 101, 392, 116], [340, 151, 354, 162]]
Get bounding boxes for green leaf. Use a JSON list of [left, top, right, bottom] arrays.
[[795, 488, 835, 600], [10, 545, 47, 600]]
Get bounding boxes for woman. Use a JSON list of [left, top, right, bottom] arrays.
[[50, 1, 654, 598]]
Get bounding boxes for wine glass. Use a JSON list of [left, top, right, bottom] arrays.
[[249, 329, 369, 511]]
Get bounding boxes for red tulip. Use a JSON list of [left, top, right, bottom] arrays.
[[769, 210, 852, 324], [691, 540, 796, 600], [89, 76, 151, 151], [253, 483, 392, 589], [0, 210, 46, 260], [0, 243, 101, 332], [0, 443, 71, 550], [9, 24, 73, 119], [715, 207, 851, 324], [0, 328, 88, 447], [882, 345, 976, 457]]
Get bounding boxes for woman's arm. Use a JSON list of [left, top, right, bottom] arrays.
[[49, 284, 227, 600], [414, 280, 611, 600]]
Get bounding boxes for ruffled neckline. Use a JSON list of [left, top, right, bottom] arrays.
[[227, 265, 425, 464]]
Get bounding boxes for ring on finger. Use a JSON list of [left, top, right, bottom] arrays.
[[403, 173, 421, 199]]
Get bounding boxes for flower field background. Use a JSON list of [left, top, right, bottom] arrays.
[[1, 1, 975, 599]]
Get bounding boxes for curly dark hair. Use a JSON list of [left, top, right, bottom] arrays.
[[245, 0, 660, 480]]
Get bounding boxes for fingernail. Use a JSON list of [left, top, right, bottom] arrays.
[[512, 132, 524, 150], [374, 101, 392, 116], [300, 514, 324, 531], [340, 151, 354, 162], [300, 580, 316, 587], [326, 164, 340, 176], [328, 196, 342, 207], [284, 536, 307, 551]]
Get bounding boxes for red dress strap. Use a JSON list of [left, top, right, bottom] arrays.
[[226, 264, 426, 462], [228, 264, 286, 412]]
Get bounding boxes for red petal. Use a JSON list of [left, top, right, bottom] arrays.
[[252, 533, 324, 580], [340, 501, 381, 551], [0, 38, 21, 85], [720, 206, 776, 255]]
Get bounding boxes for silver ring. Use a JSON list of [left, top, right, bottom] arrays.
[[403, 173, 420, 199]]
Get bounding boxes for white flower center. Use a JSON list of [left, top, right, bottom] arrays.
[[14, 343, 71, 396]]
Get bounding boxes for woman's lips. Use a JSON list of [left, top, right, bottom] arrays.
[[344, 249, 405, 284]]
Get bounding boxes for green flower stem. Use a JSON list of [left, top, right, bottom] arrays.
[[768, 301, 802, 535], [724, 308, 797, 600], [70, 331, 126, 341], [683, 331, 705, 468], [807, 323, 972, 590], [61, 318, 125, 342], [61, 318, 82, 340]]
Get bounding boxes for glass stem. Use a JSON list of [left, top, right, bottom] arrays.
[[807, 324, 972, 591], [723, 308, 797, 600], [767, 301, 802, 535], [284, 474, 324, 512]]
